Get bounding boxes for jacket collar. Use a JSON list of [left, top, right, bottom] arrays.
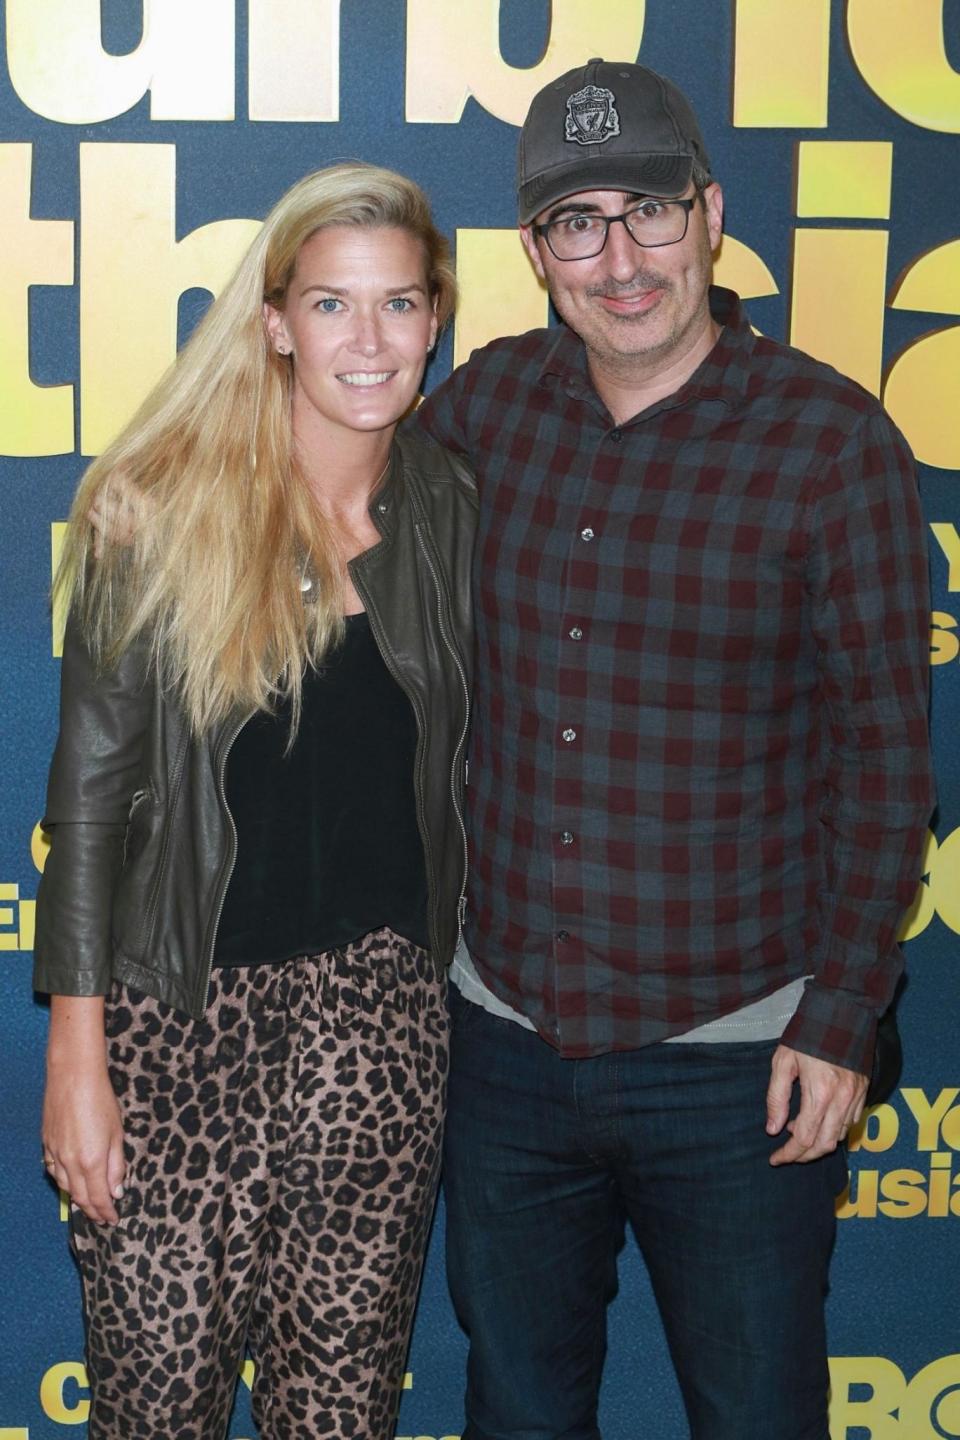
[[363, 439, 405, 541]]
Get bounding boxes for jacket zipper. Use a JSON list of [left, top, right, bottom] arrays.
[[121, 784, 153, 866], [140, 733, 189, 957], [414, 521, 470, 952], [195, 711, 249, 1013]]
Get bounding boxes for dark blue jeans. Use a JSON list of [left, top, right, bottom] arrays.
[[444, 986, 847, 1440]]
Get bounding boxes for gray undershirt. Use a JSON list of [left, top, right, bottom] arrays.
[[450, 940, 808, 1043]]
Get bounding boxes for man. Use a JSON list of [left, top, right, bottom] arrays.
[[415, 60, 933, 1440]]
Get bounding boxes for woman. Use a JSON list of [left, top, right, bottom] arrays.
[[33, 163, 475, 1440]]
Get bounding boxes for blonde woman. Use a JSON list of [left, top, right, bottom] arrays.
[[34, 164, 474, 1440]]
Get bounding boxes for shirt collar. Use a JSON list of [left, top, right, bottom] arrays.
[[535, 322, 592, 396], [686, 286, 755, 408], [535, 286, 755, 414]]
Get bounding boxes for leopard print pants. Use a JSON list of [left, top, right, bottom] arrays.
[[70, 928, 448, 1440]]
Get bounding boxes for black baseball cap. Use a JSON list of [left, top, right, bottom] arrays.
[[517, 59, 712, 225]]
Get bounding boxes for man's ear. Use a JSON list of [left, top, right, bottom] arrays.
[[702, 182, 724, 253], [519, 224, 547, 282]]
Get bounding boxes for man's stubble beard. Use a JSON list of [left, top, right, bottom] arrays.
[[562, 278, 709, 384]]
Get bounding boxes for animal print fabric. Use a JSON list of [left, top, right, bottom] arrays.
[[70, 928, 448, 1440]]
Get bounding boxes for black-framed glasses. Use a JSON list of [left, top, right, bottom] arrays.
[[533, 197, 697, 261]]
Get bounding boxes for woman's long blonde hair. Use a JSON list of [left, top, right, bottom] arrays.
[[59, 163, 457, 734]]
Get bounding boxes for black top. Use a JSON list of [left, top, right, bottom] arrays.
[[214, 612, 429, 966]]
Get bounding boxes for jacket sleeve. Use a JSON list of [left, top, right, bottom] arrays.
[[32, 612, 153, 997], [779, 409, 934, 1075]]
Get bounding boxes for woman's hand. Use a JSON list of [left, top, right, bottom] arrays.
[[89, 478, 148, 557], [42, 995, 126, 1224]]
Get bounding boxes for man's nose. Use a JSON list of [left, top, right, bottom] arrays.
[[602, 216, 644, 279]]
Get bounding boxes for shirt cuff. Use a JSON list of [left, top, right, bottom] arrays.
[[779, 981, 877, 1077]]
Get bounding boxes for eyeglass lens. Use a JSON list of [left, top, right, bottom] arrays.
[[546, 201, 689, 259]]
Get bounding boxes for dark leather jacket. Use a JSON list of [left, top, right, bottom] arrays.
[[33, 433, 476, 1018]]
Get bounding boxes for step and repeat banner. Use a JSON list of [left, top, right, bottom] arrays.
[[1, 3, 959, 1437]]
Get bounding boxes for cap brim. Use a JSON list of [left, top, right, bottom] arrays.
[[518, 153, 693, 225]]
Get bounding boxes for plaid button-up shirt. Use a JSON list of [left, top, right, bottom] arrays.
[[416, 288, 933, 1074]]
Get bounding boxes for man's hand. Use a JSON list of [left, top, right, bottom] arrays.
[[766, 1044, 867, 1166]]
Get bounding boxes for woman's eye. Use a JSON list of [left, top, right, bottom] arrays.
[[387, 297, 413, 312], [317, 297, 341, 312]]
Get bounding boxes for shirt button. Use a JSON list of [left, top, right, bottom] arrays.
[[609, 428, 622, 442], [560, 830, 574, 845], [569, 626, 583, 641], [580, 527, 595, 542], [556, 929, 571, 942], [562, 727, 577, 743]]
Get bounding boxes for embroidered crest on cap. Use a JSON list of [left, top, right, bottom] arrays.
[[564, 84, 620, 147]]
